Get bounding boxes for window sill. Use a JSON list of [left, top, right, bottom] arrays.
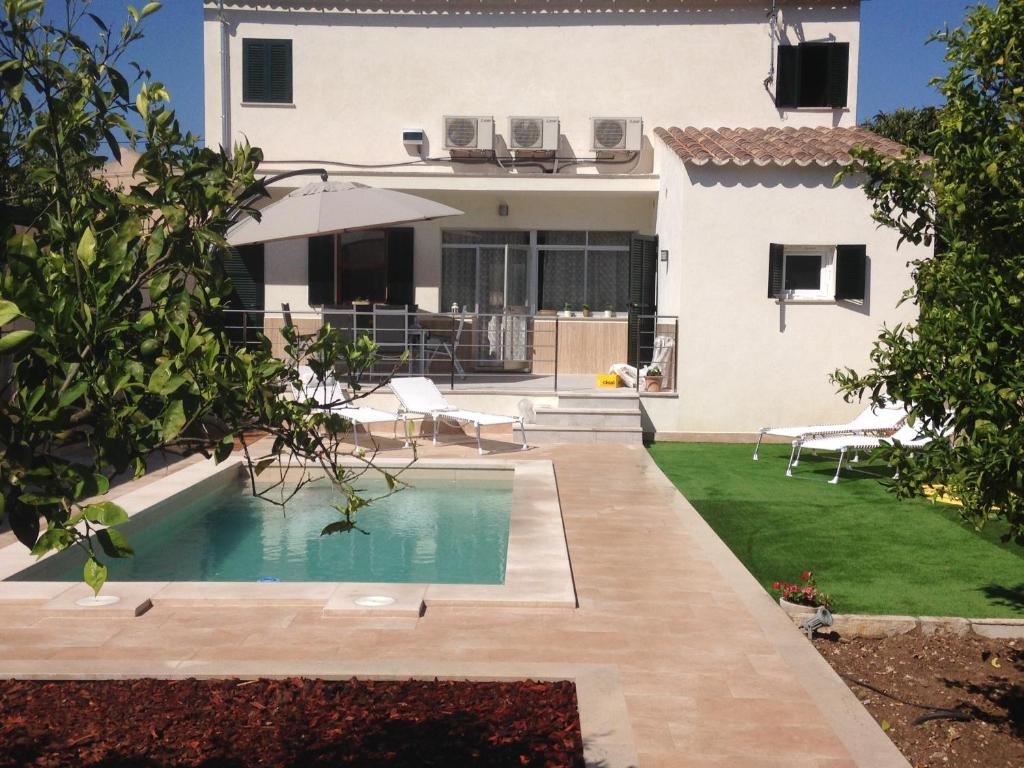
[[240, 101, 296, 108], [774, 297, 836, 305], [777, 106, 850, 113]]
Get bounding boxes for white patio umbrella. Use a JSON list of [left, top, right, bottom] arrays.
[[226, 180, 463, 246]]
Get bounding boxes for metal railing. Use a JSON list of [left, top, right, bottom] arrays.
[[219, 306, 678, 393]]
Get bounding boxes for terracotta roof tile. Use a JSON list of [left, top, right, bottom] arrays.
[[654, 126, 910, 168]]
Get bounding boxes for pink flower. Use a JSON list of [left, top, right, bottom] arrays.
[[801, 571, 812, 581], [772, 581, 780, 590]]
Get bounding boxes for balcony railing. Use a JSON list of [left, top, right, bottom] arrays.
[[220, 306, 678, 393]]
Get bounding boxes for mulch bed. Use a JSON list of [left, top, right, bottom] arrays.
[[0, 678, 584, 767], [815, 633, 1024, 767]]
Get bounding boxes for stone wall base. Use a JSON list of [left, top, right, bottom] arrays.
[[778, 601, 1024, 639]]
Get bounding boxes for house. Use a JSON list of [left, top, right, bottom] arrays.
[[203, 0, 929, 439]]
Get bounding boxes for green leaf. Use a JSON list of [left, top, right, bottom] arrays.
[[253, 457, 276, 476], [140, 2, 162, 19], [214, 436, 234, 463], [84, 558, 107, 596], [161, 399, 186, 440], [76, 227, 97, 266], [149, 271, 170, 300], [0, 329, 35, 353], [30, 528, 73, 558], [0, 299, 23, 327], [82, 501, 129, 526], [96, 528, 134, 559], [58, 380, 89, 408]]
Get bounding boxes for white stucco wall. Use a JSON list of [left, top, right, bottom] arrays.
[[652, 142, 927, 434], [203, 2, 860, 176], [264, 188, 657, 313]]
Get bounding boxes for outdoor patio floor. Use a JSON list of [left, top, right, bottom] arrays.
[[0, 441, 906, 768]]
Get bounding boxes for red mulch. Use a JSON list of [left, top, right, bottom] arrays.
[[0, 678, 584, 768], [816, 633, 1024, 768]]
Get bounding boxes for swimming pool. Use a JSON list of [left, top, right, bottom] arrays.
[[10, 474, 512, 585]]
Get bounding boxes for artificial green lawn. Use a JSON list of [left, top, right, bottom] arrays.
[[648, 442, 1024, 618]]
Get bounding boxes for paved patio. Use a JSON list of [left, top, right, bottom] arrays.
[[0, 440, 907, 768]]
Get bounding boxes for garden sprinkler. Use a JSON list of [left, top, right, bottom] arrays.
[[799, 606, 833, 640]]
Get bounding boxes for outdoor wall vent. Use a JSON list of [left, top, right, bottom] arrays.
[[591, 117, 643, 152], [508, 116, 559, 152], [443, 116, 494, 152]]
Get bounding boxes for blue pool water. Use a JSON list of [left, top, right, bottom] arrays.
[[10, 475, 512, 584]]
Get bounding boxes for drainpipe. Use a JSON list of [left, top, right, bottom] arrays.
[[763, 0, 778, 94], [218, 0, 231, 152]]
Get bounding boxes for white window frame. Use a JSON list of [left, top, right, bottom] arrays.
[[782, 244, 836, 301]]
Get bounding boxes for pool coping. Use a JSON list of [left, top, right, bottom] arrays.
[[0, 455, 577, 615]]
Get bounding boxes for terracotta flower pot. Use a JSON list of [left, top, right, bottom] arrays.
[[645, 377, 663, 392]]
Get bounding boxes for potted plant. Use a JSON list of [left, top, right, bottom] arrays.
[[603, 303, 615, 318], [560, 303, 574, 318], [581, 303, 592, 318], [771, 571, 833, 616], [644, 365, 663, 392]]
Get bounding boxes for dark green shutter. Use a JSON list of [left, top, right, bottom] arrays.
[[826, 43, 850, 108], [776, 46, 799, 108], [628, 234, 658, 368], [269, 41, 293, 103], [834, 244, 867, 300], [768, 243, 785, 298], [386, 228, 415, 306], [243, 40, 268, 102], [223, 244, 265, 310], [308, 235, 335, 305], [242, 39, 292, 103]]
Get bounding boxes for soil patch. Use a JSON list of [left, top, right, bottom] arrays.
[[0, 677, 584, 767], [816, 633, 1024, 767]]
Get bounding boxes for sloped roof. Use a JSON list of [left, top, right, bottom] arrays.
[[654, 126, 908, 168], [207, 0, 813, 12]]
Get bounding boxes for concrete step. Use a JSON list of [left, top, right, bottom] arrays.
[[556, 392, 639, 410], [525, 424, 644, 444], [533, 406, 641, 429]]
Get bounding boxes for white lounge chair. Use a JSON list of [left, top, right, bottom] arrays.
[[752, 401, 907, 461], [790, 421, 940, 484], [609, 335, 675, 390], [295, 367, 411, 449], [389, 376, 528, 454]]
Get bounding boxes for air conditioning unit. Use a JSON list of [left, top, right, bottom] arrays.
[[508, 116, 560, 152], [443, 116, 494, 152], [591, 117, 643, 152]]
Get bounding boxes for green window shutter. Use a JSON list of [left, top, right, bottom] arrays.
[[242, 40, 268, 102], [826, 43, 850, 108], [386, 228, 415, 306], [834, 244, 867, 300], [242, 38, 292, 103], [775, 46, 800, 108], [767, 243, 785, 298], [308, 235, 335, 305], [223, 244, 265, 310], [627, 234, 658, 368], [268, 40, 292, 103]]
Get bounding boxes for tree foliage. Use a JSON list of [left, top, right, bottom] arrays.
[[0, 0, 405, 594], [862, 107, 941, 155], [835, 0, 1024, 542]]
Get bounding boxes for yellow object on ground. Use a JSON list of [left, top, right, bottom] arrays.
[[596, 373, 621, 389], [923, 485, 963, 506]]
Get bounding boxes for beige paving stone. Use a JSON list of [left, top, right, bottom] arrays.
[[0, 443, 908, 768]]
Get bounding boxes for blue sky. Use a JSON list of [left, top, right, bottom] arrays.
[[73, 0, 989, 143]]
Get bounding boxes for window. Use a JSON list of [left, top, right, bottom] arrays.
[[775, 42, 849, 109], [243, 39, 292, 103], [538, 231, 630, 311], [441, 231, 530, 314], [308, 229, 414, 306], [767, 243, 867, 301]]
